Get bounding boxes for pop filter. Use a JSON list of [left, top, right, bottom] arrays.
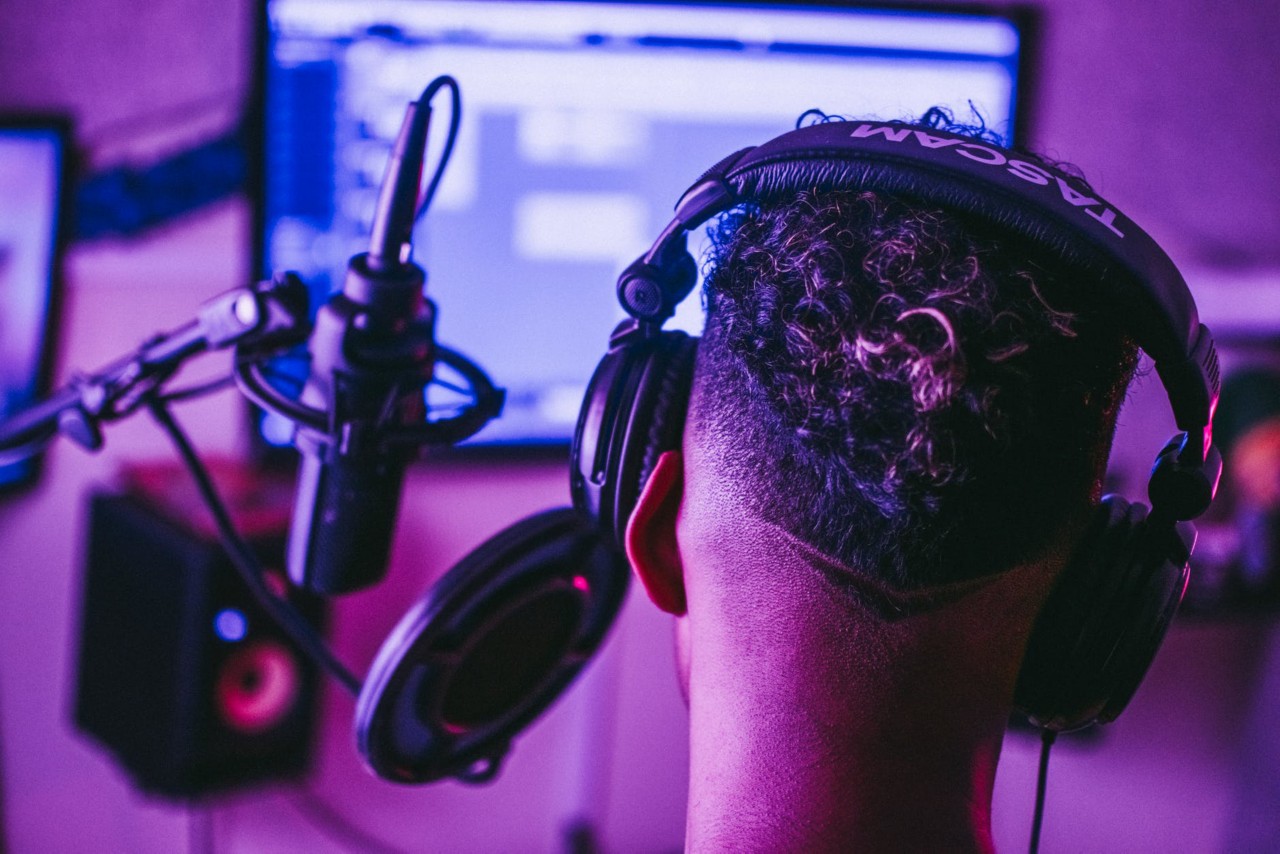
[[355, 508, 629, 784]]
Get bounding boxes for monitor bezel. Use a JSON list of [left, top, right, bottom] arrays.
[[0, 113, 73, 495]]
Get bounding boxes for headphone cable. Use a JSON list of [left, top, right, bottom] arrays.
[[1028, 727, 1057, 854], [414, 74, 461, 222]]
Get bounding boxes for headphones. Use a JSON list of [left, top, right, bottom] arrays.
[[359, 119, 1224, 785], [569, 119, 1223, 733]]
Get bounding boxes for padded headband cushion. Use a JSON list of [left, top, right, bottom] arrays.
[[664, 121, 1217, 437]]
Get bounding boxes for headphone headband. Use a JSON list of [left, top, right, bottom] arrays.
[[620, 121, 1219, 457], [575, 122, 1223, 743]]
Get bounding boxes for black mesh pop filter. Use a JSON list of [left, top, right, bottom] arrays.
[[355, 508, 629, 784]]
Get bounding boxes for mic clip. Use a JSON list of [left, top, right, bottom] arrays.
[[235, 339, 506, 452]]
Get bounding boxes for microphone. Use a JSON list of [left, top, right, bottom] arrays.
[[287, 95, 436, 595]]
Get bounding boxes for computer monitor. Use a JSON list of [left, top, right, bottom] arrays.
[[0, 117, 70, 491], [255, 0, 1030, 448]]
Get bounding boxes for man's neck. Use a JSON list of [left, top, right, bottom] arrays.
[[684, 628, 1007, 852], [679, 528, 1050, 853]]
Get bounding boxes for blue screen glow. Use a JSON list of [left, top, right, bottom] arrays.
[[262, 0, 1023, 446]]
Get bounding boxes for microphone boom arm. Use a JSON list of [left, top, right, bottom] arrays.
[[0, 272, 311, 455]]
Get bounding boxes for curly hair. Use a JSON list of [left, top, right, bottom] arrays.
[[692, 186, 1138, 591]]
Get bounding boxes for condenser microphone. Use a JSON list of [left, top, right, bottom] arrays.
[[287, 95, 436, 595]]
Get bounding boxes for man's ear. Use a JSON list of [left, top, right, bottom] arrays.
[[625, 450, 687, 616]]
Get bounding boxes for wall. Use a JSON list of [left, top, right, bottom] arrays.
[[0, 1, 1278, 852]]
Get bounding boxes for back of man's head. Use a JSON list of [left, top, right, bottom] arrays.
[[690, 183, 1138, 597]]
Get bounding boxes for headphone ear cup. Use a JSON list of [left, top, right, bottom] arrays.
[[1015, 495, 1192, 731], [571, 332, 697, 548]]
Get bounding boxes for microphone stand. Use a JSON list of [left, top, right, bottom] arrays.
[[1, 75, 503, 706], [0, 272, 369, 692], [0, 267, 503, 697]]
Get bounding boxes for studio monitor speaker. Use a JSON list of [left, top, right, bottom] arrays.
[[73, 472, 325, 799]]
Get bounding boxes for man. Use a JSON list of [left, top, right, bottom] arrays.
[[622, 154, 1138, 851]]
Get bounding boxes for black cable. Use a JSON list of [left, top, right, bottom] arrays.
[[160, 373, 238, 403], [415, 75, 461, 221], [1029, 728, 1057, 854], [236, 359, 326, 431], [144, 395, 362, 696], [254, 362, 306, 392]]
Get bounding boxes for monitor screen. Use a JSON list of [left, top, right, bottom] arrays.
[[0, 118, 68, 490], [258, 0, 1027, 447]]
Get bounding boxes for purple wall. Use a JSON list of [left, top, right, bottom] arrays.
[[1, 1, 1278, 851]]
